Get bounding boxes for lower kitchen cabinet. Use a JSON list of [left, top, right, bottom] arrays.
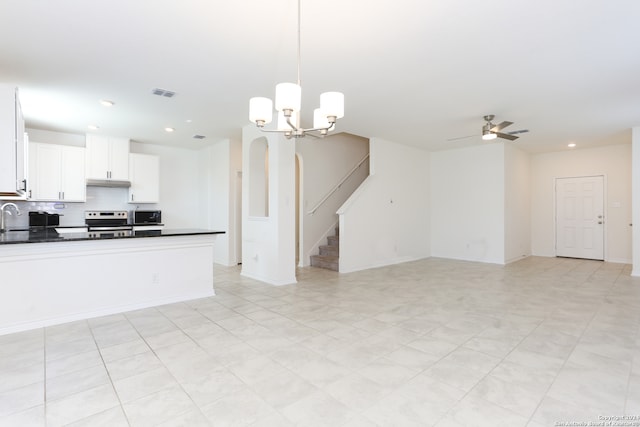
[[0, 232, 220, 335], [129, 153, 159, 203], [29, 142, 86, 202]]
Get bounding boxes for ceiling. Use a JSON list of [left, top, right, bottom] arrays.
[[1, 0, 638, 152]]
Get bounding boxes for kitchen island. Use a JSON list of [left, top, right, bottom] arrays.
[[0, 229, 224, 335]]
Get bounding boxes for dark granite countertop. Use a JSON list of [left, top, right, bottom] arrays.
[[0, 228, 224, 244]]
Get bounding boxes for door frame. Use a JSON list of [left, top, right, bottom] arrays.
[[234, 170, 243, 265], [554, 174, 607, 260], [296, 153, 304, 268]]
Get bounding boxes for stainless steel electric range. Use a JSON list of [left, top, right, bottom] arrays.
[[84, 210, 133, 238]]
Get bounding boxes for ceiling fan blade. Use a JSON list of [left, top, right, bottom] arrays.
[[490, 121, 513, 132], [507, 129, 529, 135], [496, 132, 519, 141], [446, 134, 477, 141]]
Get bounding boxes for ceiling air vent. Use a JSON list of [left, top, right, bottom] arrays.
[[152, 88, 176, 98], [192, 135, 206, 140]]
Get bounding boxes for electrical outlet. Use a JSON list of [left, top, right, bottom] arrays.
[[152, 273, 160, 284]]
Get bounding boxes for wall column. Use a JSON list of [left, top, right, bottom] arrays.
[[632, 128, 640, 276], [241, 125, 297, 285]]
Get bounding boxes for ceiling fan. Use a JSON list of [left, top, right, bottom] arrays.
[[448, 115, 529, 142]]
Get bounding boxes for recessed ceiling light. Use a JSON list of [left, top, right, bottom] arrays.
[[88, 124, 100, 130], [568, 143, 576, 148], [186, 119, 192, 123], [164, 127, 175, 133], [100, 99, 114, 107]]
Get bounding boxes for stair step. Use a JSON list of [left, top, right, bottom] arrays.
[[310, 255, 339, 271], [327, 235, 339, 246], [319, 244, 339, 256]]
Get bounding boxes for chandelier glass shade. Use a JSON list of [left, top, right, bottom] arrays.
[[248, 0, 344, 139]]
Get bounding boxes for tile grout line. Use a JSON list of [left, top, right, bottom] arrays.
[[522, 260, 614, 425], [42, 327, 48, 427], [126, 306, 214, 425], [87, 317, 133, 427]]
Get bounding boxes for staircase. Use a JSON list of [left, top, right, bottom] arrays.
[[310, 228, 339, 271]]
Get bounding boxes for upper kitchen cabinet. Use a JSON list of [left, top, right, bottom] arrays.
[[128, 153, 159, 203], [0, 85, 28, 199], [29, 142, 86, 202], [85, 134, 130, 182]]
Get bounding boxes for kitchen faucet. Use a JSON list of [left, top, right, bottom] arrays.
[[0, 202, 21, 233]]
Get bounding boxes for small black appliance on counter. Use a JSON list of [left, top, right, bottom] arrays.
[[29, 211, 61, 227], [132, 210, 161, 225]]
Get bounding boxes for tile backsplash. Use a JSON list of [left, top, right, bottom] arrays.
[[2, 186, 157, 229]]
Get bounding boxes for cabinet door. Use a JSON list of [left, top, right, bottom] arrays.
[[0, 85, 27, 198], [0, 86, 15, 193], [85, 134, 110, 180], [28, 141, 37, 199], [15, 95, 27, 194], [33, 143, 63, 201], [61, 146, 86, 202], [129, 153, 160, 203], [109, 137, 130, 181]]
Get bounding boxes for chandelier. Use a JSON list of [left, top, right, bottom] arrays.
[[248, 0, 344, 139]]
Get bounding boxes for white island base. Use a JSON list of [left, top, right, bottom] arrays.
[[0, 233, 217, 335]]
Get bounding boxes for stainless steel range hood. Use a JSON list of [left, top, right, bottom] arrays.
[[86, 179, 131, 188]]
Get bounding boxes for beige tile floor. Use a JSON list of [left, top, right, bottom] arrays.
[[1, 256, 639, 426]]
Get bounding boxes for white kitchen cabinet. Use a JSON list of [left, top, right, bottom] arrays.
[[29, 142, 86, 202], [85, 134, 130, 181], [0, 85, 28, 199], [128, 153, 160, 203]]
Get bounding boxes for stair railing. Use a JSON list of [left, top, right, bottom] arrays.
[[307, 153, 370, 215]]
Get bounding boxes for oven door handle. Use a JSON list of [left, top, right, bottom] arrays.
[[87, 225, 134, 231]]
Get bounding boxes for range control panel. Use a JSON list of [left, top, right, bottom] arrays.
[[84, 210, 129, 220]]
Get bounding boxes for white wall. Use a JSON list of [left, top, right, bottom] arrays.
[[504, 144, 531, 263], [632, 128, 640, 275], [199, 141, 228, 265], [196, 139, 242, 266], [430, 143, 505, 264], [338, 138, 430, 273], [241, 125, 296, 285], [295, 133, 369, 266], [531, 143, 632, 263], [229, 139, 243, 265], [129, 142, 201, 228], [27, 128, 85, 147]]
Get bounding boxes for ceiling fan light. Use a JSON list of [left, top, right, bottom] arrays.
[[482, 130, 497, 141], [249, 97, 273, 125], [275, 83, 301, 112], [320, 91, 344, 119]]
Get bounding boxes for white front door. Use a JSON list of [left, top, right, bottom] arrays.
[[555, 176, 604, 260]]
